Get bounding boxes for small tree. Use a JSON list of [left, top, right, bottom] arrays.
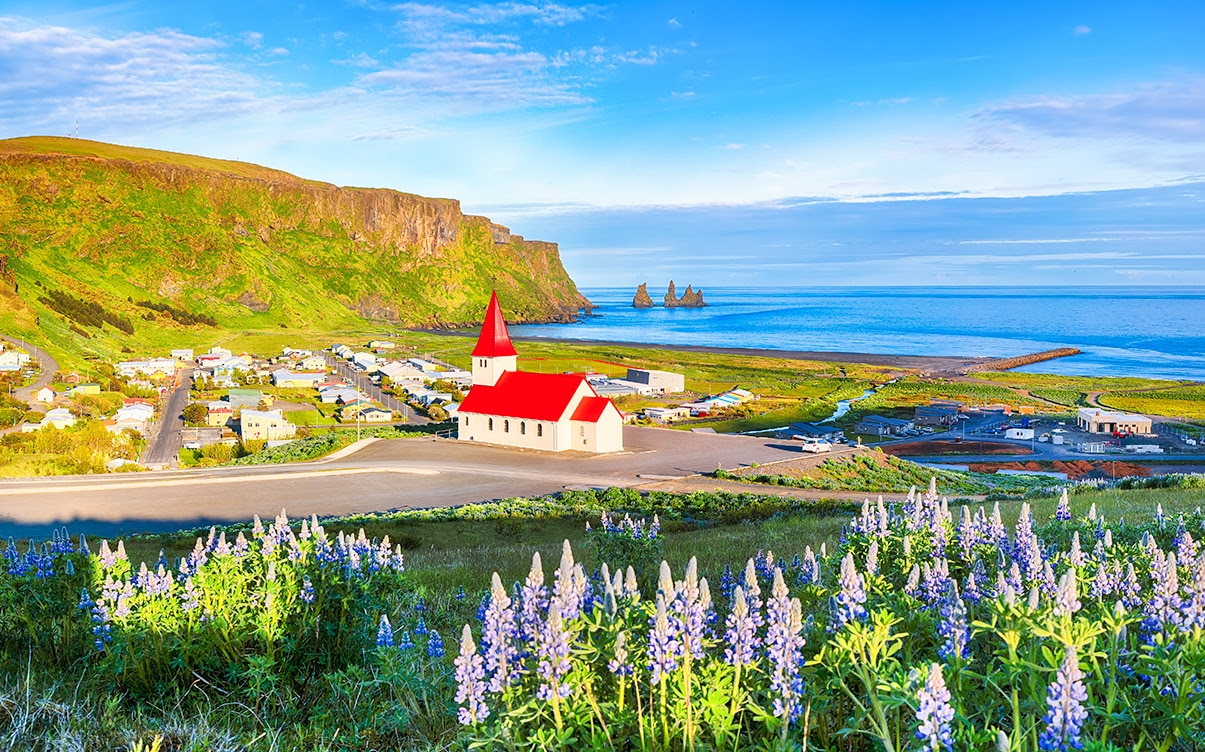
[[182, 403, 208, 426]]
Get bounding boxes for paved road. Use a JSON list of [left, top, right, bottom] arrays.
[[325, 354, 431, 426], [0, 426, 804, 537], [1, 334, 59, 409], [140, 367, 194, 468]]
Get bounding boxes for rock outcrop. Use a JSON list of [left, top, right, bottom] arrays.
[[632, 283, 655, 308], [664, 281, 707, 308]]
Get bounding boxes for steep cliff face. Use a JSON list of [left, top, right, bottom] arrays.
[[0, 137, 590, 342]]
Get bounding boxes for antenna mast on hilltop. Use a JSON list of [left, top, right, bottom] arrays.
[[74, 118, 79, 138]]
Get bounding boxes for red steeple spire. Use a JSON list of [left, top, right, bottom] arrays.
[[472, 291, 518, 357]]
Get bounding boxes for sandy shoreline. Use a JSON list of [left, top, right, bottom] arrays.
[[413, 328, 994, 372]]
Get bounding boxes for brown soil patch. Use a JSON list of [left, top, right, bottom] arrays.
[[966, 460, 1153, 479], [881, 440, 1032, 456]]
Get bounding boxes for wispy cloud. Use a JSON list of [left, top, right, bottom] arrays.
[[0, 16, 265, 131], [976, 79, 1205, 142], [1073, 25, 1092, 36]]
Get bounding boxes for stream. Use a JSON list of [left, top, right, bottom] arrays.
[[819, 377, 899, 424]]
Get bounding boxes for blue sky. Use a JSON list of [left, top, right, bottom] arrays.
[[2, 1, 1203, 285]]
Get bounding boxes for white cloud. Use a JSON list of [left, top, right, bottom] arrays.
[[668, 18, 681, 28], [1073, 25, 1092, 36], [242, 31, 263, 48], [0, 16, 265, 131], [977, 79, 1205, 142]]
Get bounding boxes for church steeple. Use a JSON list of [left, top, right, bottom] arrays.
[[471, 291, 518, 386]]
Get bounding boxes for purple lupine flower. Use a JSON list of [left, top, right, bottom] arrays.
[[922, 557, 953, 605], [1038, 646, 1089, 752], [456, 585, 467, 601], [1015, 504, 1044, 583], [1054, 568, 1081, 618], [676, 558, 707, 660], [938, 582, 970, 662], [77, 587, 93, 610], [1068, 533, 1086, 569], [1180, 558, 1205, 630], [958, 505, 977, 560], [1090, 561, 1115, 601], [989, 502, 1008, 549], [724, 586, 759, 666], [647, 593, 681, 682], [377, 615, 395, 648], [1176, 530, 1199, 570], [865, 541, 879, 577], [398, 630, 414, 650], [1144, 549, 1182, 635], [916, 662, 955, 752], [766, 571, 806, 722], [608, 630, 633, 677], [905, 565, 921, 598], [796, 547, 819, 587], [535, 604, 572, 699], [300, 576, 315, 603], [427, 630, 445, 658], [520, 552, 548, 645], [718, 564, 737, 600], [742, 558, 764, 629], [415, 616, 428, 636], [454, 625, 490, 725], [1054, 489, 1072, 522], [482, 572, 519, 693]]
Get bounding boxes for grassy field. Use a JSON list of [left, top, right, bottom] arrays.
[[1099, 384, 1205, 420]]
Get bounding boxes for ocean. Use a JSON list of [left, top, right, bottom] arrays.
[[508, 287, 1205, 381]]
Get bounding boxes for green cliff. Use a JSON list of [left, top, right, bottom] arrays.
[[0, 136, 589, 361]]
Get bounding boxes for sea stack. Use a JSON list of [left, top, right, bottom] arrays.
[[632, 283, 655, 308], [664, 281, 707, 308]]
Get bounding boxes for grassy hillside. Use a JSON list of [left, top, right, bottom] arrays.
[[0, 136, 588, 369]]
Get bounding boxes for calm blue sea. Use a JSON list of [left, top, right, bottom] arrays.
[[508, 287, 1205, 382]]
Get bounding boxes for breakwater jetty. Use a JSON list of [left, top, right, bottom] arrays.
[[961, 347, 1081, 374]]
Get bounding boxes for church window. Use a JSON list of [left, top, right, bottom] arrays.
[[488, 418, 493, 430], [504, 420, 510, 433], [580, 426, 585, 437], [537, 424, 543, 437], [520, 422, 526, 435]]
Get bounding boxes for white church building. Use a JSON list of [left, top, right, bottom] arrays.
[[457, 292, 624, 453]]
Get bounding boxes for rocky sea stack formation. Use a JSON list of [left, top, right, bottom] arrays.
[[632, 283, 655, 308], [664, 280, 707, 308]]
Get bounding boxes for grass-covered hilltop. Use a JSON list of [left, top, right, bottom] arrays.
[[0, 136, 588, 364]]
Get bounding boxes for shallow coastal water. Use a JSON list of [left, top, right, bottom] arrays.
[[509, 287, 1205, 381]]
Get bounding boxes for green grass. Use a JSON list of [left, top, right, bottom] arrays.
[[1100, 385, 1205, 420], [0, 137, 586, 375]]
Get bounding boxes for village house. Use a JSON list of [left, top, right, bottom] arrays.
[[271, 369, 326, 389], [624, 368, 686, 394], [24, 407, 77, 432], [643, 406, 691, 424], [68, 383, 102, 397], [115, 358, 177, 378], [368, 340, 396, 350], [457, 292, 623, 453], [1077, 408, 1152, 435], [299, 355, 327, 372], [207, 400, 234, 427], [239, 409, 297, 441], [359, 407, 393, 423], [171, 349, 194, 361], [914, 404, 960, 427], [35, 386, 56, 403], [854, 414, 915, 437]]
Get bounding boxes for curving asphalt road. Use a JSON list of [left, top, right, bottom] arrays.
[[0, 426, 805, 537], [1, 334, 59, 409]]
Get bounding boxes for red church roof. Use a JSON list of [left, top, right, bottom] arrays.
[[471, 291, 518, 357], [460, 371, 601, 421], [570, 396, 614, 423]]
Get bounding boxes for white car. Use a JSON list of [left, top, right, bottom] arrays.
[[795, 437, 834, 453]]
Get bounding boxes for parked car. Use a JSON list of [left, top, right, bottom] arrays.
[[795, 437, 834, 453]]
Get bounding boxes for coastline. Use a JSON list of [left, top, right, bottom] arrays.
[[412, 328, 996, 372]]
